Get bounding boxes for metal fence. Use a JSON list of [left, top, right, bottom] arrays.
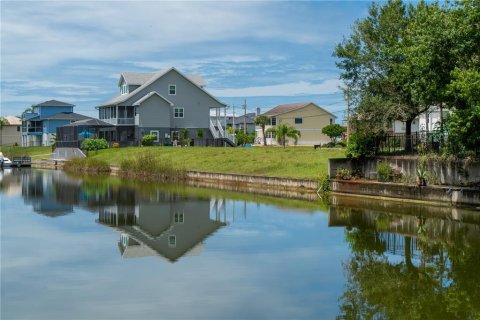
[[377, 131, 444, 155]]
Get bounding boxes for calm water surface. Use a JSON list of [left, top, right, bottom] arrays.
[[1, 169, 479, 319]]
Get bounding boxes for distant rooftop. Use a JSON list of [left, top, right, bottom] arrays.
[[32, 100, 75, 108], [1, 115, 21, 125]]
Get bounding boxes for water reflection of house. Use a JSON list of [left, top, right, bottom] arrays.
[[97, 196, 227, 262], [21, 169, 74, 217]]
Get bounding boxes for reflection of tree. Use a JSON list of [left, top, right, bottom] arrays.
[[339, 227, 480, 319]]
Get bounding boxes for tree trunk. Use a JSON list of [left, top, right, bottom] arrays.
[[405, 118, 413, 153], [405, 236, 414, 271], [262, 126, 267, 146]]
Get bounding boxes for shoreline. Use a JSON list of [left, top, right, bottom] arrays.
[[31, 159, 480, 207]]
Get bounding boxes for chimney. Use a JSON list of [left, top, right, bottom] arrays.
[[256, 107, 261, 116]]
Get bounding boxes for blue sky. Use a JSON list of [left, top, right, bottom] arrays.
[[1, 1, 370, 119]]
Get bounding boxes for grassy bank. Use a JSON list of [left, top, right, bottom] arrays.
[[0, 146, 52, 159], [89, 146, 344, 180], [63, 157, 111, 174]]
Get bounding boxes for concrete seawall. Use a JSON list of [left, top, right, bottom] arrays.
[[32, 159, 480, 206]]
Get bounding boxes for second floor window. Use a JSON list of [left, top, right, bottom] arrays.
[[120, 83, 128, 95], [174, 107, 184, 118], [271, 117, 277, 126], [169, 84, 176, 95], [295, 118, 303, 124]]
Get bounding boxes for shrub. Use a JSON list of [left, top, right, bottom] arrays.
[[376, 161, 394, 182], [318, 173, 330, 194], [346, 132, 382, 158], [335, 141, 347, 148], [81, 138, 109, 151], [142, 134, 156, 146], [336, 167, 352, 180], [323, 142, 336, 148]]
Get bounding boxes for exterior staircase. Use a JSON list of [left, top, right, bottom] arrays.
[[210, 119, 236, 147]]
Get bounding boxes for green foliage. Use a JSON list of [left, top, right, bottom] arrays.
[[196, 128, 204, 139], [0, 117, 9, 128], [181, 128, 191, 146], [267, 123, 301, 148], [335, 1, 479, 154], [376, 161, 394, 182], [235, 130, 254, 146], [317, 172, 330, 194], [322, 124, 346, 143], [141, 134, 156, 146], [64, 157, 111, 174], [80, 138, 109, 151], [120, 151, 185, 181], [336, 167, 352, 180], [346, 132, 381, 158]]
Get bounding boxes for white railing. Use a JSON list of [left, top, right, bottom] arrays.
[[102, 118, 135, 125], [216, 119, 225, 137], [210, 119, 219, 138]]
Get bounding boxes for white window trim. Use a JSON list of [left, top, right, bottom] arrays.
[[168, 235, 176, 247], [174, 107, 184, 119], [150, 130, 160, 142], [168, 84, 176, 95]]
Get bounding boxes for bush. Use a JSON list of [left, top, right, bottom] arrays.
[[318, 173, 330, 194], [346, 132, 382, 158], [323, 142, 336, 148], [81, 138, 109, 151], [335, 141, 347, 148], [142, 134, 156, 146], [376, 161, 393, 182], [336, 167, 352, 180]]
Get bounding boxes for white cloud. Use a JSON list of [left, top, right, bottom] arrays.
[[210, 79, 341, 97]]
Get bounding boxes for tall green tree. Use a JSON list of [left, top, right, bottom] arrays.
[[267, 123, 301, 148], [321, 124, 346, 143], [335, 1, 453, 152], [254, 115, 270, 146]]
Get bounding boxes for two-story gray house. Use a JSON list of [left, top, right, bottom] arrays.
[[96, 67, 235, 146]]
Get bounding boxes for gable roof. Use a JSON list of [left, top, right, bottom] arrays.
[[98, 67, 223, 108], [44, 112, 91, 121], [263, 102, 337, 118], [32, 100, 75, 108], [132, 91, 173, 106], [119, 71, 206, 87], [1, 115, 21, 125]]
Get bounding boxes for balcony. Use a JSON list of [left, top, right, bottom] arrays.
[[102, 118, 135, 126]]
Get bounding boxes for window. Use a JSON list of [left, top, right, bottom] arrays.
[[17, 126, 20, 132], [174, 212, 184, 223], [120, 83, 128, 95], [295, 118, 303, 124], [174, 107, 184, 118], [266, 132, 273, 139], [168, 235, 176, 247], [169, 84, 176, 95], [150, 130, 159, 142], [330, 118, 333, 125], [271, 117, 277, 126]]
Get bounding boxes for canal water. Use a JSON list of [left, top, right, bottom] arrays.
[[1, 169, 479, 319]]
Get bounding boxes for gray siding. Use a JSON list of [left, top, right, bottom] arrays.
[[137, 94, 171, 128], [122, 69, 224, 129]]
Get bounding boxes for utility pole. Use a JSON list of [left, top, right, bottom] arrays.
[[243, 98, 247, 134], [232, 104, 235, 130]]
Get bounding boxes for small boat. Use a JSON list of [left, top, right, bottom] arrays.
[[1, 157, 13, 168]]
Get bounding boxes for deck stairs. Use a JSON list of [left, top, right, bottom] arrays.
[[209, 119, 236, 147]]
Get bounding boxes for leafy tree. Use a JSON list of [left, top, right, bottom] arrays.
[[254, 115, 270, 146], [266, 123, 301, 148], [0, 117, 9, 128], [335, 1, 452, 152], [235, 130, 254, 146], [21, 106, 35, 119], [321, 124, 346, 143]]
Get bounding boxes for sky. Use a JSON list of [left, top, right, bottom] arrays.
[[0, 1, 370, 119]]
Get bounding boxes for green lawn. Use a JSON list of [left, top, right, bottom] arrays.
[[89, 146, 345, 179], [0, 146, 52, 160], [0, 145, 345, 179]]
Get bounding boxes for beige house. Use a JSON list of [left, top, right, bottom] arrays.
[[256, 102, 337, 146], [0, 115, 22, 146]]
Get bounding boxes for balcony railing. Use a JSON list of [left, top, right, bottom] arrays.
[[102, 118, 135, 125]]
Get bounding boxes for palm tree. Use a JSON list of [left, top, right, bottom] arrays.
[[21, 105, 35, 119], [267, 123, 301, 148], [254, 115, 270, 146]]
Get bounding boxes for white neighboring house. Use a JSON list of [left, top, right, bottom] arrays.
[[390, 106, 447, 133]]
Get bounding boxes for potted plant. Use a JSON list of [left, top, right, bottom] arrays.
[[336, 167, 352, 180], [416, 166, 428, 186]]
